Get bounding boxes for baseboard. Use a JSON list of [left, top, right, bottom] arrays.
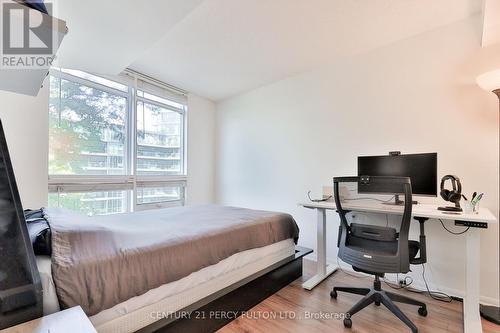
[[304, 256, 500, 307]]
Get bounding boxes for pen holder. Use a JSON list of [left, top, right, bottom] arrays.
[[473, 201, 480, 214], [463, 201, 479, 214]]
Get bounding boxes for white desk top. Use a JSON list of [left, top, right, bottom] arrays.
[[0, 306, 96, 333], [299, 200, 497, 224]]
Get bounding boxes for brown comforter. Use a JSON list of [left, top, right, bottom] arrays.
[[46, 205, 299, 316]]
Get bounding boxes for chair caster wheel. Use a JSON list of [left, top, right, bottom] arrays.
[[343, 318, 352, 328], [375, 301, 381, 306], [418, 307, 428, 317], [330, 290, 337, 299]]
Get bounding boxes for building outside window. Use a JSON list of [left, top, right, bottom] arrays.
[[48, 68, 187, 215]]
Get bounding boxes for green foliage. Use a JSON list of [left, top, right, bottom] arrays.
[[48, 75, 126, 175]]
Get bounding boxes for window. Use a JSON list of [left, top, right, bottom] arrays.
[[48, 69, 187, 215], [136, 99, 183, 175], [136, 184, 183, 205]]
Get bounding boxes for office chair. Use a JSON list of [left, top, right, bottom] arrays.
[[330, 176, 428, 333]]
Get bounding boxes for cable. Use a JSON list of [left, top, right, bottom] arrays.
[[344, 195, 396, 203], [439, 219, 470, 235], [383, 274, 413, 290], [383, 267, 452, 303], [339, 259, 453, 303], [307, 191, 332, 202], [402, 265, 452, 303], [419, 264, 453, 302]]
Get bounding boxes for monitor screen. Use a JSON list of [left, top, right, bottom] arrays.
[[357, 153, 437, 196]]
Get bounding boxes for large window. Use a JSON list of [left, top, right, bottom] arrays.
[[48, 69, 187, 215]]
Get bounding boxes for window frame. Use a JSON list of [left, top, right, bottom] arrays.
[[48, 68, 187, 213]]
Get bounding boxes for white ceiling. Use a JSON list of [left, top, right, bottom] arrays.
[[52, 0, 204, 74], [55, 0, 482, 101]]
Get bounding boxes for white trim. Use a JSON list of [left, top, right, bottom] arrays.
[[135, 175, 187, 184], [48, 175, 135, 184], [123, 68, 187, 96], [49, 69, 129, 98], [136, 96, 184, 114]]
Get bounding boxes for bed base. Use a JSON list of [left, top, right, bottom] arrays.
[[138, 246, 312, 333]]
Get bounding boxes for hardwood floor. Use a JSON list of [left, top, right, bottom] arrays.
[[218, 260, 499, 333]]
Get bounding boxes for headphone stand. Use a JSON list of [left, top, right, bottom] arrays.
[[438, 201, 462, 212]]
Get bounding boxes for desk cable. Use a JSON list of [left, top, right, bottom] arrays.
[[417, 264, 453, 302], [383, 266, 453, 303], [438, 219, 470, 235], [307, 191, 332, 202], [338, 255, 454, 303], [383, 274, 413, 290]]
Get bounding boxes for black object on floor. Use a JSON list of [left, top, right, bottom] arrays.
[[480, 304, 500, 325]]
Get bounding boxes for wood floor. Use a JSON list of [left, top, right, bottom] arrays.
[[217, 260, 499, 333]]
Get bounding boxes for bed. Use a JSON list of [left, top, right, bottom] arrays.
[[35, 205, 303, 333]]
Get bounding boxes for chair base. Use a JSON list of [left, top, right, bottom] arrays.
[[330, 276, 427, 333]]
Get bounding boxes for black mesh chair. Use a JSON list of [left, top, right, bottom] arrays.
[[330, 176, 428, 333]]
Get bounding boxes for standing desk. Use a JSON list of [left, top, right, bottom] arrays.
[[299, 200, 497, 333]]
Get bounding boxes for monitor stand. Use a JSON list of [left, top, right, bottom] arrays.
[[382, 194, 418, 206]]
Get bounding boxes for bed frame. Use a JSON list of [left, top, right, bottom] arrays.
[[138, 246, 312, 333]]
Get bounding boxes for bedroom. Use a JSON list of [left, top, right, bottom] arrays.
[[0, 1, 498, 333]]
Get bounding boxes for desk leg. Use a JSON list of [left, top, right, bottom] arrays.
[[302, 208, 337, 290], [463, 228, 482, 333]]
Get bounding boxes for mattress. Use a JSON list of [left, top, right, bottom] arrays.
[[36, 238, 296, 333]]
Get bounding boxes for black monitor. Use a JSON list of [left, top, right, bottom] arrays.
[[357, 153, 437, 204]]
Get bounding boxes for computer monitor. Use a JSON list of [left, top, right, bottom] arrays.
[[357, 153, 437, 204]]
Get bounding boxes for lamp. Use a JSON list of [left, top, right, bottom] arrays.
[[477, 69, 500, 97], [476, 69, 500, 325]]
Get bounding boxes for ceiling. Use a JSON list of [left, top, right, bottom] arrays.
[[52, 0, 204, 74], [54, 0, 482, 101]]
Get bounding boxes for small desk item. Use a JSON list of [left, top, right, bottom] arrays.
[[299, 199, 497, 333], [0, 307, 97, 333]]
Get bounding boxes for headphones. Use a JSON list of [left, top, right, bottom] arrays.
[[440, 175, 462, 204]]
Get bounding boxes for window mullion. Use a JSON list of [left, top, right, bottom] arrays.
[[132, 76, 139, 211]]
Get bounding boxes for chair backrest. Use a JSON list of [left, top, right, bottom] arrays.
[[333, 176, 413, 274]]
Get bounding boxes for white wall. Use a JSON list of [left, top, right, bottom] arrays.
[[216, 17, 499, 304], [186, 93, 216, 204], [0, 81, 49, 209]]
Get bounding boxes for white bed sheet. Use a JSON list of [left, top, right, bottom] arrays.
[[37, 238, 295, 333]]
